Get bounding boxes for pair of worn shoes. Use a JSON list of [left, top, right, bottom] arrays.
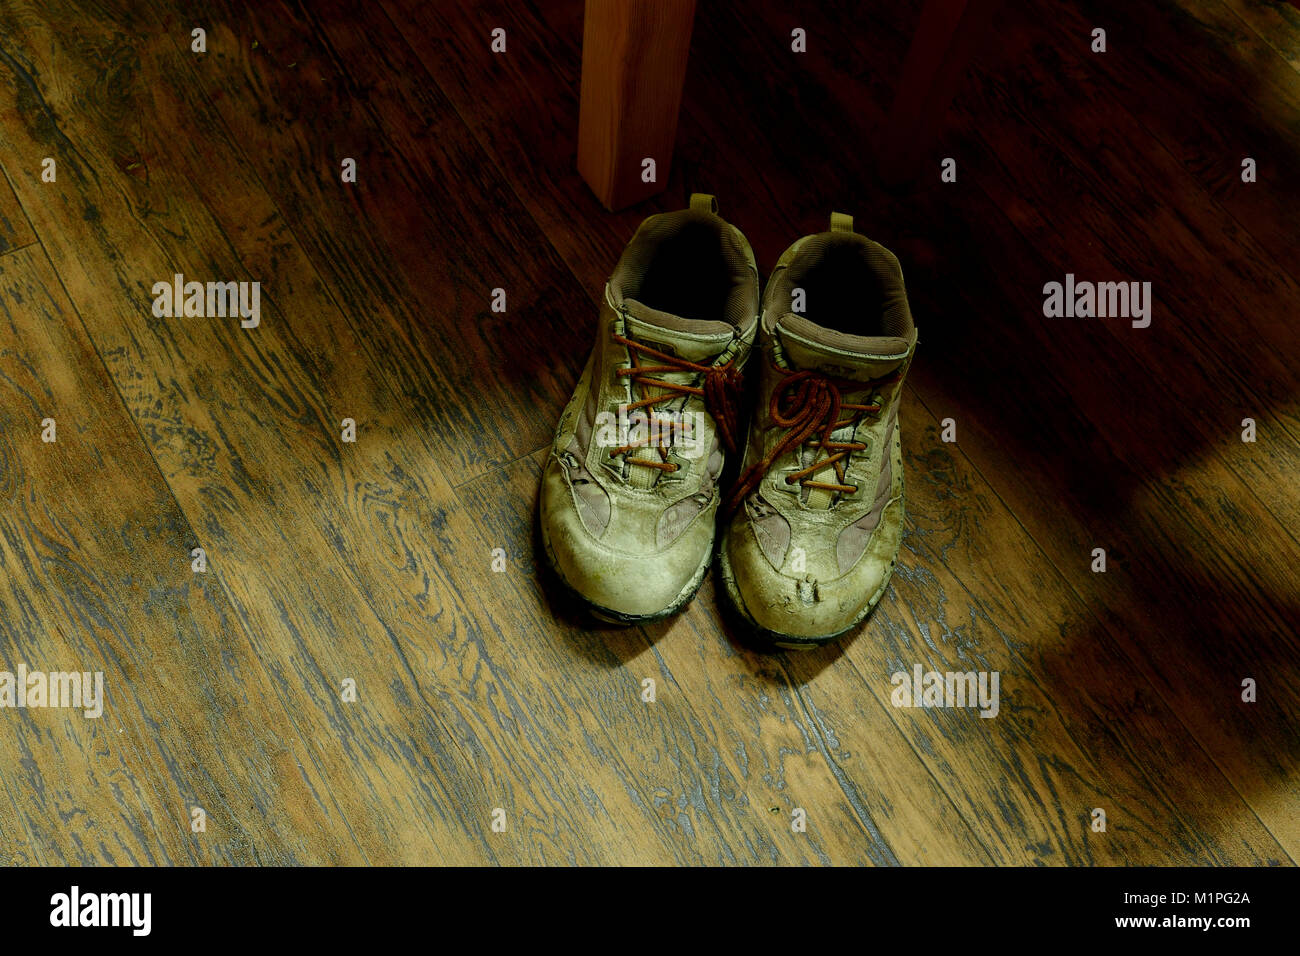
[[538, 194, 917, 649]]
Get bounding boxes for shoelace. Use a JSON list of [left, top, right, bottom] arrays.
[[726, 361, 900, 514], [609, 333, 742, 473]]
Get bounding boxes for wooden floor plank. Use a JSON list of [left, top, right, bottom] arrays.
[[0, 245, 323, 864], [379, 0, 685, 290], [0, 0, 930, 865], [893, 175, 1300, 857], [947, 5, 1300, 527], [387, 0, 1296, 862], [158, 0, 598, 485], [129, 0, 865, 865], [0, 0, 512, 865], [1218, 0, 1300, 74], [453, 450, 995, 865], [943, 4, 1300, 856], [1069, 0, 1300, 282], [890, 387, 1288, 864], [0, 166, 36, 255], [0, 0, 1293, 866], [719, 0, 1300, 857]]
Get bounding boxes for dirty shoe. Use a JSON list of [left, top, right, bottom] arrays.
[[540, 194, 759, 622], [719, 212, 917, 648]]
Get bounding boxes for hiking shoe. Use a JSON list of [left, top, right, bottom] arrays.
[[719, 212, 917, 648], [539, 194, 760, 622]]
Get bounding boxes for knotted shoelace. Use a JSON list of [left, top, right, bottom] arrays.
[[608, 333, 742, 474], [725, 361, 900, 514]]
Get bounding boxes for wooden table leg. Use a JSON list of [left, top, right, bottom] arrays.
[[877, 0, 1003, 185], [577, 0, 697, 211]]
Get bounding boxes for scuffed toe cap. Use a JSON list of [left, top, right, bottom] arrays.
[[721, 514, 893, 643], [539, 459, 715, 619]]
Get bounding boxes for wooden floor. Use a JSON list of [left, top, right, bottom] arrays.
[[0, 0, 1296, 865]]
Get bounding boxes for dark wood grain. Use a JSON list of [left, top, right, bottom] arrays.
[[1221, 0, 1300, 73], [0, 0, 1294, 865], [0, 245, 318, 864], [168, 0, 596, 484], [1076, 0, 1300, 271], [877, 0, 1004, 184], [388, 0, 1299, 861], [454, 449, 995, 864], [728, 0, 1300, 857], [0, 166, 36, 254], [0, 0, 508, 864]]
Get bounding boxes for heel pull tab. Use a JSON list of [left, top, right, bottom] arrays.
[[690, 193, 719, 214], [830, 211, 854, 233]]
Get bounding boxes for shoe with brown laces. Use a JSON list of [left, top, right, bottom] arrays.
[[539, 194, 759, 622], [718, 212, 917, 648]]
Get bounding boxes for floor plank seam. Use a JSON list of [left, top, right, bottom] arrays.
[[0, 240, 38, 258]]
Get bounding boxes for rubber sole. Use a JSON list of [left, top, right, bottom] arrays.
[[716, 535, 896, 650], [537, 506, 712, 625]]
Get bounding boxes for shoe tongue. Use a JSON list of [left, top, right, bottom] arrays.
[[775, 313, 913, 380], [623, 298, 735, 363], [619, 299, 734, 490]]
